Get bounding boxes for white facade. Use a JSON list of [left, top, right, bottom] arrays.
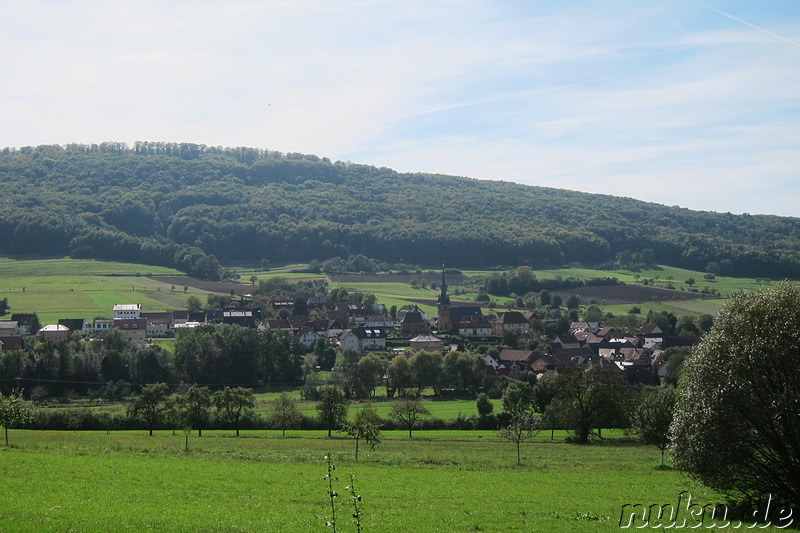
[[113, 304, 141, 319]]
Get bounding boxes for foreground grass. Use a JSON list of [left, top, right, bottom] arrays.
[[0, 430, 724, 532]]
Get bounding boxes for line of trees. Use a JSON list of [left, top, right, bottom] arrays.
[[0, 325, 306, 400]]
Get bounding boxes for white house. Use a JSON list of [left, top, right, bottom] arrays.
[[113, 304, 141, 319]]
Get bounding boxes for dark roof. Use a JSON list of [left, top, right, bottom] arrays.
[[57, 318, 87, 331], [351, 327, 385, 339], [661, 335, 697, 348], [450, 306, 482, 323], [10, 313, 36, 325], [495, 311, 529, 324], [498, 349, 536, 362], [0, 336, 24, 350], [401, 311, 425, 323]]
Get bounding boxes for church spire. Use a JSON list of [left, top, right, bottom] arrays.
[[438, 263, 450, 305]]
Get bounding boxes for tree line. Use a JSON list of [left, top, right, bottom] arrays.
[[1, 143, 799, 278], [0, 325, 306, 400]]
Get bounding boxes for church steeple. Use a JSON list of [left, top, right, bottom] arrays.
[[437, 264, 452, 332], [438, 264, 450, 305]]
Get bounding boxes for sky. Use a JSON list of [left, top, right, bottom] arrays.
[[2, 0, 799, 217]]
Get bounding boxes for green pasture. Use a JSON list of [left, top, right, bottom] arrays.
[[602, 299, 726, 319], [0, 257, 181, 278], [0, 257, 214, 324], [0, 429, 725, 532]]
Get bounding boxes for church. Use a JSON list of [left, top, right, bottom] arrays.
[[435, 268, 482, 334]]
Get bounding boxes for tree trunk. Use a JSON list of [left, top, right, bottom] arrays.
[[517, 441, 521, 465], [355, 438, 360, 462], [4, 426, 8, 446]]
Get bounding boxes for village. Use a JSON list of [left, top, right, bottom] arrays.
[[0, 271, 696, 390]]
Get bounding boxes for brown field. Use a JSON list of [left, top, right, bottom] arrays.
[[554, 283, 718, 305], [327, 273, 471, 284]]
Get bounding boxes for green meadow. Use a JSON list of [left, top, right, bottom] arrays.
[[0, 257, 210, 324], [0, 256, 773, 325], [0, 429, 723, 532]]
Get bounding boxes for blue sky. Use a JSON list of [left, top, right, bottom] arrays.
[[2, 0, 799, 216]]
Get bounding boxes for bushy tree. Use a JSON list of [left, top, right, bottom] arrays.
[[632, 387, 677, 465], [213, 386, 255, 437], [317, 385, 348, 437], [0, 390, 35, 446], [549, 364, 629, 443], [670, 283, 800, 507], [177, 384, 212, 437], [127, 382, 170, 436], [270, 392, 303, 436]]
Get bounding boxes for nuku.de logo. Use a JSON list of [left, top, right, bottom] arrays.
[[619, 491, 794, 529]]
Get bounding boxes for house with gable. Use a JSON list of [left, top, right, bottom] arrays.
[[400, 306, 429, 335], [0, 321, 19, 336], [38, 324, 70, 342], [58, 318, 92, 337], [409, 335, 444, 352], [296, 327, 321, 350], [339, 327, 386, 354], [497, 349, 536, 372], [493, 311, 530, 335], [11, 314, 38, 335], [458, 314, 493, 336]]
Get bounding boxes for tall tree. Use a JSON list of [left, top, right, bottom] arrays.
[[317, 386, 348, 438], [633, 387, 677, 465]]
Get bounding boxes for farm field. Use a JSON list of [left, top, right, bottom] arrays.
[[0, 257, 208, 324], [0, 429, 723, 532], [0, 256, 774, 324]]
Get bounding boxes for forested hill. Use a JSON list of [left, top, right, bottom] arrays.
[[1, 142, 799, 279]]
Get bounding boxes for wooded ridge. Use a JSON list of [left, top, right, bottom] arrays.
[[1, 142, 798, 279]]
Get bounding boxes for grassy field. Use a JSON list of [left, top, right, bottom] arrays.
[[0, 429, 725, 532], [0, 256, 775, 325], [0, 257, 212, 324]]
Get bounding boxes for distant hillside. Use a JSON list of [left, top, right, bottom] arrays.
[[1, 142, 798, 279]]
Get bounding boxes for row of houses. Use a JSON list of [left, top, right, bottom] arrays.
[[485, 323, 696, 385]]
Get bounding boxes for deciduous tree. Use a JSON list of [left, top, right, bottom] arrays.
[[0, 390, 35, 446], [317, 385, 348, 438], [344, 404, 382, 461], [270, 392, 302, 436], [670, 283, 800, 506], [213, 386, 255, 437], [127, 382, 169, 436], [632, 387, 677, 465], [389, 396, 430, 438]]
